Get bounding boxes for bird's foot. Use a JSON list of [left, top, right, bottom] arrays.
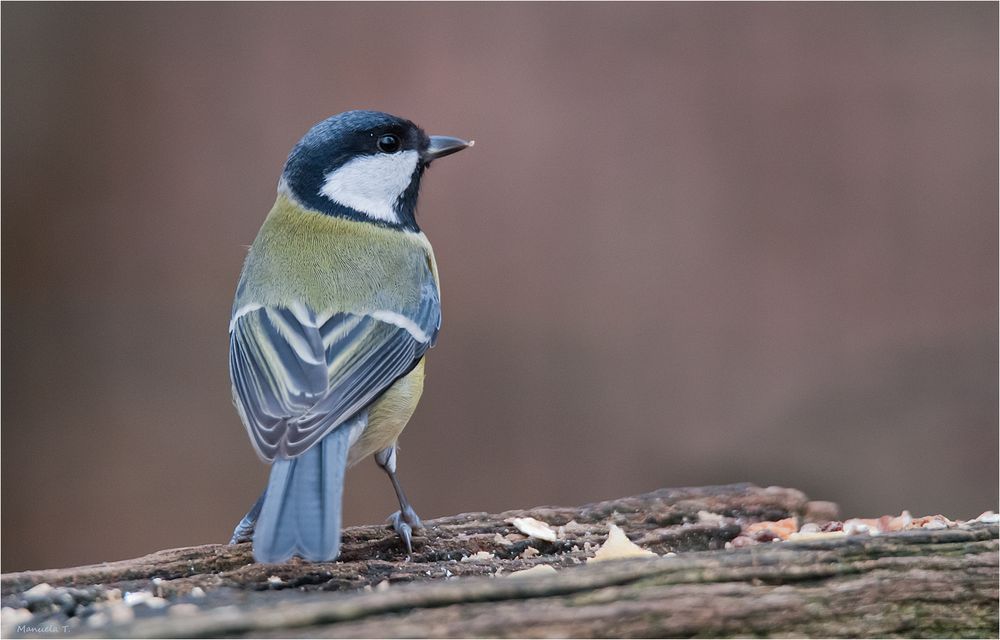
[[386, 505, 423, 555], [230, 491, 266, 545], [229, 516, 256, 545]]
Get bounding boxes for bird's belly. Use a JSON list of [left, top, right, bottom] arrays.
[[347, 358, 425, 467]]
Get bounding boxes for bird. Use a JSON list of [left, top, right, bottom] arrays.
[[227, 110, 472, 563]]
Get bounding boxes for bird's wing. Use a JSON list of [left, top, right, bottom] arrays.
[[230, 284, 439, 462]]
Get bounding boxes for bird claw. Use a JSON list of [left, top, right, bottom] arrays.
[[387, 506, 423, 555], [229, 520, 255, 545], [400, 504, 423, 530], [230, 491, 265, 546]]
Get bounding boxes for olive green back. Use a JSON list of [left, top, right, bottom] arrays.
[[235, 194, 439, 315]]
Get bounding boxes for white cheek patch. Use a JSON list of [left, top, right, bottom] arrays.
[[319, 150, 419, 224]]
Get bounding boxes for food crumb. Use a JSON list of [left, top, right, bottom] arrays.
[[460, 551, 495, 562], [787, 530, 848, 542], [843, 518, 878, 536], [697, 510, 726, 526], [23, 583, 53, 598], [510, 517, 559, 542], [745, 517, 798, 541], [507, 564, 557, 579], [888, 511, 913, 531], [733, 506, 988, 547], [589, 523, 657, 563]]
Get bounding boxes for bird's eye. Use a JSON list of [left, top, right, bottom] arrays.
[[377, 134, 402, 153]]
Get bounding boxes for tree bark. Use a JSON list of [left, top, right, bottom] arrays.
[[2, 483, 996, 638]]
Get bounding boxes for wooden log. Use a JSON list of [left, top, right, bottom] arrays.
[[2, 483, 996, 638]]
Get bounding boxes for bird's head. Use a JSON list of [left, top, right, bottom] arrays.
[[280, 110, 472, 230]]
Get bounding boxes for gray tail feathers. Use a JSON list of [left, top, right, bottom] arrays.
[[252, 426, 352, 563]]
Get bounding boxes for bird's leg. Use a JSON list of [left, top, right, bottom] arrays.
[[375, 446, 422, 555], [229, 490, 266, 545]]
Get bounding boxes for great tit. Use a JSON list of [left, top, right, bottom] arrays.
[[227, 110, 471, 563]]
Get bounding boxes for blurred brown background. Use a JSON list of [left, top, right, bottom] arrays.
[[2, 2, 997, 572]]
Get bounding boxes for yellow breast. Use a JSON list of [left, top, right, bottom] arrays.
[[347, 358, 426, 466]]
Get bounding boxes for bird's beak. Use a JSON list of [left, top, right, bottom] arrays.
[[424, 135, 474, 161]]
